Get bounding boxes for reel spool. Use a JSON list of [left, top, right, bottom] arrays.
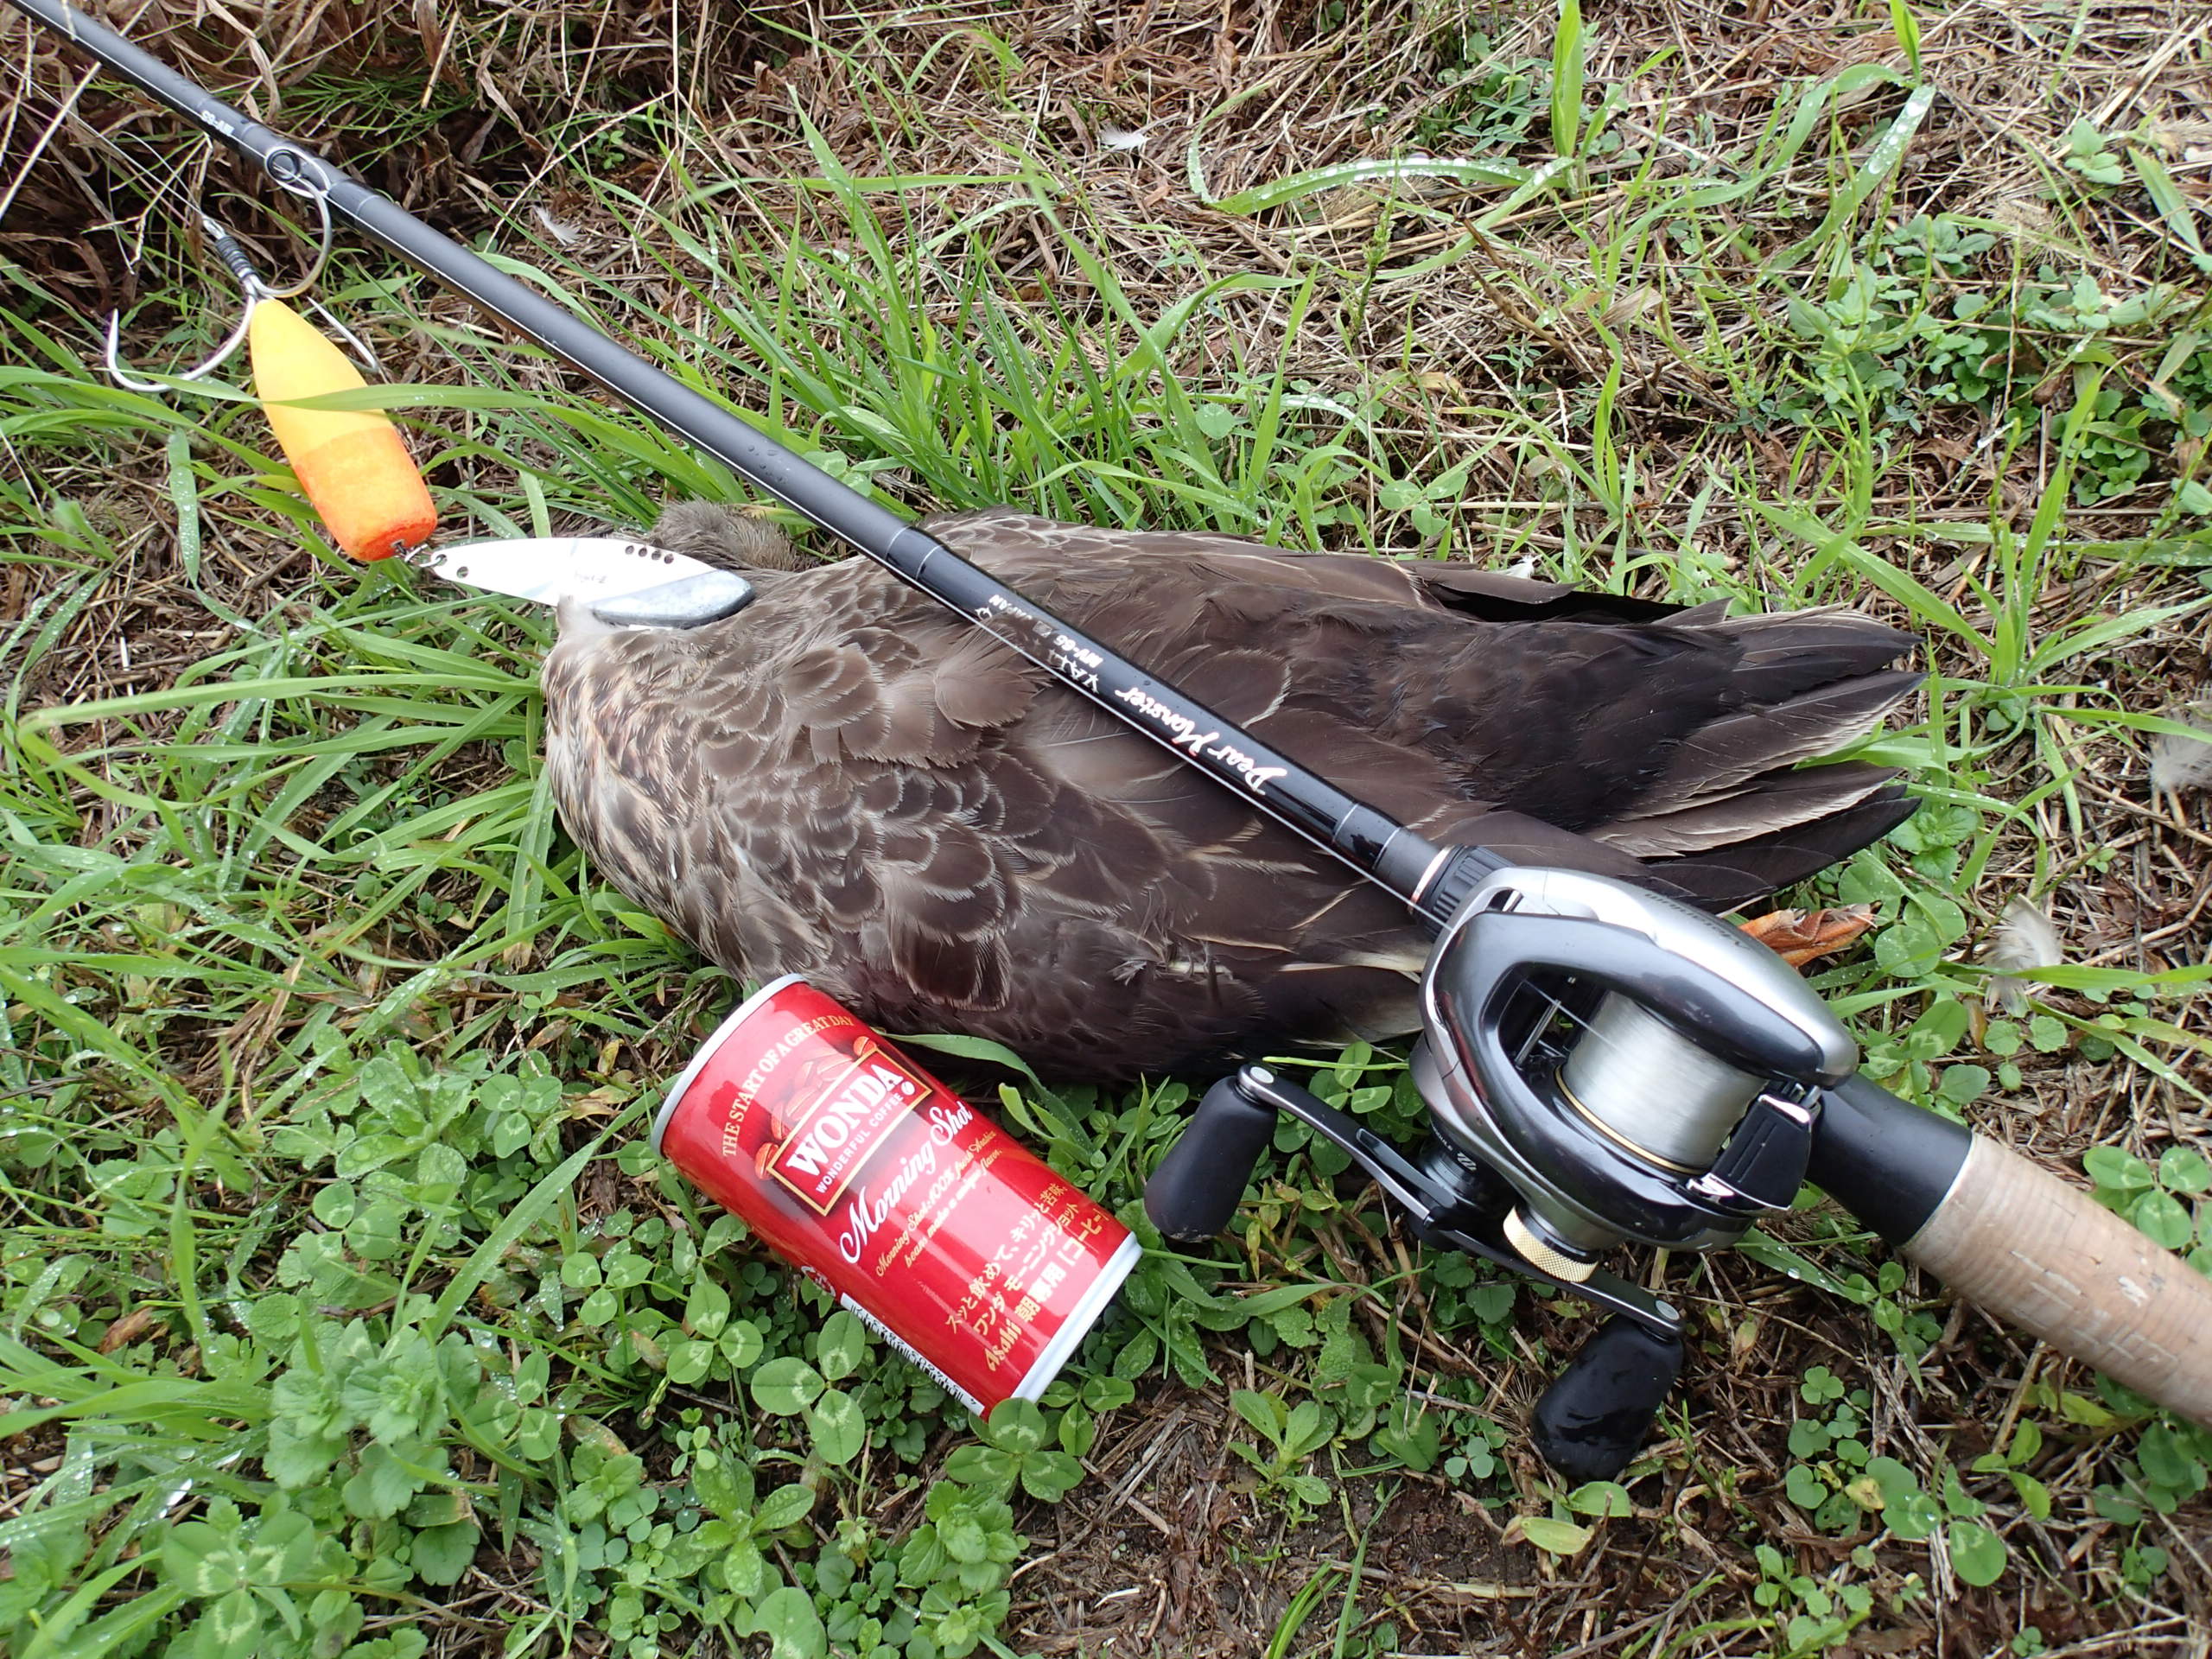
[[1417, 866, 1860, 1277], [1146, 864, 1863, 1481]]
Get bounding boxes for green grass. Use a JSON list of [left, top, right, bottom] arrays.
[[6, 2, 2212, 1655]]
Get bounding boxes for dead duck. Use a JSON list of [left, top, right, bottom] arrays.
[[543, 504, 1919, 1081]]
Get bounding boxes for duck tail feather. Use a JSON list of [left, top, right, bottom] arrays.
[[1636, 783, 1918, 912], [1633, 670, 1923, 814], [1599, 760, 1903, 856], [1710, 614, 1921, 702]]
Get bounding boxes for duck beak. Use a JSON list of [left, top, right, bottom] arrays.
[[404, 537, 753, 627]]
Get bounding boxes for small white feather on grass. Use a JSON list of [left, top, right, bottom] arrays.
[[532, 204, 583, 247], [2149, 696, 2212, 811], [1984, 895, 2063, 1014]]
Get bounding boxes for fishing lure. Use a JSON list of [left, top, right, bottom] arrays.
[[107, 212, 435, 561]]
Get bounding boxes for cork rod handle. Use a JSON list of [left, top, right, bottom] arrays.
[[1902, 1134, 2212, 1425]]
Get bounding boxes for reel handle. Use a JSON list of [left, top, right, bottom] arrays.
[[1143, 1071, 1278, 1242], [1530, 1314, 1686, 1483]]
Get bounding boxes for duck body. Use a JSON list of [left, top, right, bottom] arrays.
[[543, 507, 1918, 1081]]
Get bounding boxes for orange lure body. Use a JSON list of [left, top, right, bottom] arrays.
[[248, 298, 435, 561]]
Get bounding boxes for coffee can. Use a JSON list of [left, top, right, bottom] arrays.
[[652, 976, 1141, 1414]]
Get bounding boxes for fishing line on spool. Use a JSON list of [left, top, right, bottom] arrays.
[[1490, 976, 1764, 1175]]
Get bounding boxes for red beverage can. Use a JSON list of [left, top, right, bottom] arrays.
[[651, 976, 1141, 1414]]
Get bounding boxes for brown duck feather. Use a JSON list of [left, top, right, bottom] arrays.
[[543, 505, 1919, 1081]]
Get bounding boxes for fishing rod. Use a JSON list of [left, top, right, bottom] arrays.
[[18, 0, 2212, 1476]]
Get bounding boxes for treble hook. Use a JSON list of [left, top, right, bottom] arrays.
[[103, 215, 264, 391], [102, 190, 363, 391]]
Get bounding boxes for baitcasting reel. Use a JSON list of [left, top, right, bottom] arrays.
[[1145, 865, 1862, 1481]]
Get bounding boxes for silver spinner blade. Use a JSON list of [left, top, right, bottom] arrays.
[[404, 537, 716, 607]]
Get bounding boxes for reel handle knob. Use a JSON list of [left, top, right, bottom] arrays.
[[1143, 1068, 1279, 1242], [1529, 1314, 1685, 1484]]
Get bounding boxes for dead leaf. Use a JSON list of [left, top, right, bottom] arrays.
[[99, 1306, 161, 1353], [1737, 905, 1877, 967]]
